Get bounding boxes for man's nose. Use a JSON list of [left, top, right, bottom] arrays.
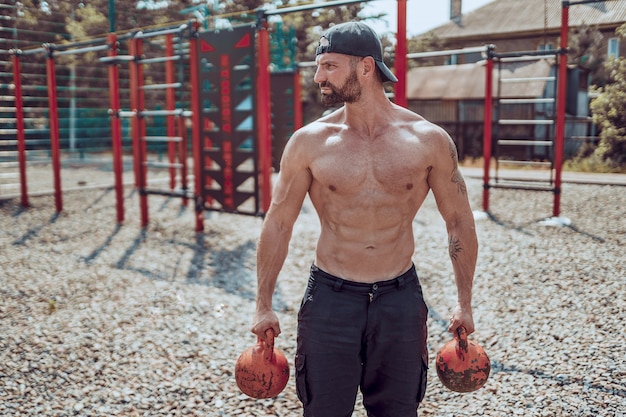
[[313, 66, 325, 83]]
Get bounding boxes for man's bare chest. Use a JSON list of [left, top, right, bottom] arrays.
[[312, 144, 429, 196]]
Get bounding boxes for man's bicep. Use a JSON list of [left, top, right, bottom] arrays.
[[429, 135, 470, 219], [266, 137, 311, 222]]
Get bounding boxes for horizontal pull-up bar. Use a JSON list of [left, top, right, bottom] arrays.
[[138, 55, 182, 64], [15, 21, 192, 57], [262, 0, 373, 16], [500, 76, 555, 83], [114, 109, 192, 118], [14, 35, 111, 56], [407, 45, 490, 59], [52, 36, 110, 52], [99, 55, 136, 64], [134, 24, 188, 40], [141, 82, 183, 90], [52, 44, 110, 56], [563, 0, 608, 6], [500, 98, 555, 104], [494, 48, 565, 60]]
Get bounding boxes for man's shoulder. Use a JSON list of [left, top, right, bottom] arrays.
[[391, 105, 447, 136], [293, 114, 342, 140], [404, 113, 445, 136]]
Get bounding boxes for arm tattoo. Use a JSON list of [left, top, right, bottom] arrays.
[[452, 170, 467, 195], [448, 140, 467, 195], [449, 235, 463, 261]]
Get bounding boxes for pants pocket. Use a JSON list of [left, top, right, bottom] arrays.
[[295, 353, 309, 405], [417, 354, 429, 403]]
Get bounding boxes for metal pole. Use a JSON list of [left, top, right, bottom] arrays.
[[567, 0, 605, 5], [109, 0, 116, 33], [135, 25, 188, 40], [553, 2, 570, 217], [12, 51, 29, 208], [395, 0, 407, 107], [257, 16, 272, 214], [188, 22, 204, 232], [407, 46, 488, 59], [165, 33, 177, 191], [129, 35, 149, 228], [263, 0, 373, 15], [129, 38, 140, 189], [69, 7, 76, 152], [178, 115, 189, 206], [45, 46, 63, 213], [106, 33, 125, 224], [54, 44, 110, 56], [482, 46, 495, 213]]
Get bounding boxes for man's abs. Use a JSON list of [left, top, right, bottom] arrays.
[[314, 228, 415, 283]]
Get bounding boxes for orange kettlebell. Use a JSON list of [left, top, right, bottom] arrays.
[[436, 326, 490, 393], [235, 329, 290, 399]]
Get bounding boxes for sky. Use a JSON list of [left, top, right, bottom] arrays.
[[361, 0, 494, 36]]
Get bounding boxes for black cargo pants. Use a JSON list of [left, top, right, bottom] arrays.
[[295, 264, 429, 417]]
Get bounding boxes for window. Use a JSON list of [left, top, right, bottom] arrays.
[[608, 38, 619, 59], [538, 43, 554, 51]]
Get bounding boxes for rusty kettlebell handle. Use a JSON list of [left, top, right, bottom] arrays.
[[454, 326, 469, 359], [258, 328, 276, 363]]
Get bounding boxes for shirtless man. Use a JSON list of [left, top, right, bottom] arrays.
[[252, 21, 478, 417]]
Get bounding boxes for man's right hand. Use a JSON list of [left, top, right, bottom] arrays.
[[252, 309, 281, 343]]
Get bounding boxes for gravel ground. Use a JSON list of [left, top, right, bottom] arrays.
[[1, 164, 625, 417]]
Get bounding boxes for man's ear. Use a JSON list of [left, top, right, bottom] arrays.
[[361, 56, 376, 78]]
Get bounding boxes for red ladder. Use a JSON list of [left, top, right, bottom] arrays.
[[127, 29, 192, 228]]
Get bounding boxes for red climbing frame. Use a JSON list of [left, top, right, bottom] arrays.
[[482, 0, 591, 218]]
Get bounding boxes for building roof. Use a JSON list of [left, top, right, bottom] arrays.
[[428, 0, 626, 40], [407, 58, 553, 100]]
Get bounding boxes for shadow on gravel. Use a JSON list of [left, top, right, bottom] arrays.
[[486, 212, 606, 242], [187, 233, 289, 311], [155, 196, 186, 215], [81, 188, 113, 212], [111, 230, 196, 282], [489, 361, 626, 398], [563, 223, 606, 243], [483, 212, 536, 236], [12, 212, 60, 246], [81, 224, 123, 264], [426, 302, 624, 398]]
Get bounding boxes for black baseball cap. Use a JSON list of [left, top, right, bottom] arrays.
[[316, 21, 398, 83]]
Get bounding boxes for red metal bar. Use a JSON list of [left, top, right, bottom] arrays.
[[45, 47, 63, 213], [257, 21, 272, 214], [553, 4, 569, 217], [482, 47, 494, 212], [395, 0, 407, 107], [129, 36, 149, 227], [106, 33, 125, 224], [189, 23, 204, 232], [129, 38, 141, 189], [165, 33, 177, 190], [12, 53, 29, 208]]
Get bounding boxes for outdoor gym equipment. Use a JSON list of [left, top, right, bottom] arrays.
[[6, 0, 601, 227]]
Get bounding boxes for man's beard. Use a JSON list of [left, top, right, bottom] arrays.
[[320, 70, 361, 107]]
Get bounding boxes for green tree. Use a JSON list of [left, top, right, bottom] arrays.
[[588, 23, 626, 169], [277, 2, 383, 122], [568, 23, 606, 86], [406, 31, 444, 69]]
